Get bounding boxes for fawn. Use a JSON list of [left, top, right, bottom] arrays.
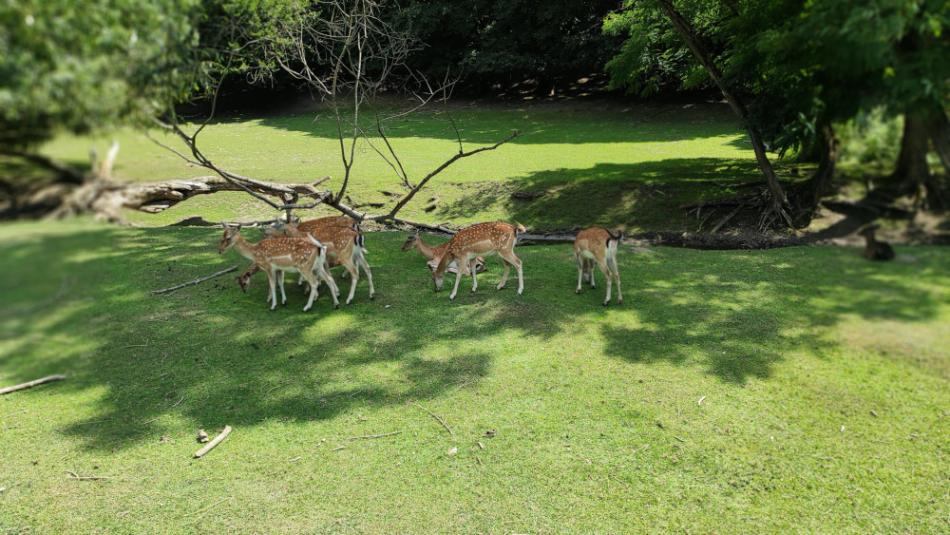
[[218, 225, 336, 311], [573, 227, 623, 305], [432, 222, 525, 300]]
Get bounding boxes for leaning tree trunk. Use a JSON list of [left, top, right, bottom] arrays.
[[655, 0, 792, 228]]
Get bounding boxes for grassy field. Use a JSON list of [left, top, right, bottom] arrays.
[[1, 221, 948, 533], [37, 100, 789, 231]]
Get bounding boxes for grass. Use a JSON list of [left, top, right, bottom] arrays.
[[36, 100, 793, 231], [1, 221, 948, 533]]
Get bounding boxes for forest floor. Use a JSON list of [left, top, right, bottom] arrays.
[[1, 222, 948, 533]]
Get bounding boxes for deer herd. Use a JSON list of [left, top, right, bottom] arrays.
[[218, 216, 624, 310]]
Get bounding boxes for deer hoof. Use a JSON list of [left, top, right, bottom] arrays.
[[602, 301, 609, 307], [575, 289, 581, 294]]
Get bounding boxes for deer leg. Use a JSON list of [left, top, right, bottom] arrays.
[[468, 255, 479, 293], [500, 249, 524, 295], [277, 271, 288, 305], [315, 264, 340, 309], [497, 261, 511, 290], [575, 253, 584, 294], [596, 259, 612, 306], [587, 259, 596, 288], [449, 266, 464, 300], [344, 261, 360, 305], [301, 271, 319, 312], [356, 253, 375, 299], [608, 254, 622, 304], [266, 269, 278, 311]]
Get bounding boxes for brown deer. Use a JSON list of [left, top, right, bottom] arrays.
[[432, 222, 525, 300], [573, 227, 623, 306], [400, 232, 486, 274], [860, 224, 895, 261], [259, 217, 374, 304], [218, 225, 336, 311]]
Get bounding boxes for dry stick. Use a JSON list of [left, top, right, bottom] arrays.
[[66, 470, 110, 481], [412, 402, 454, 437], [151, 266, 237, 295], [346, 431, 400, 441], [0, 375, 66, 395], [710, 204, 744, 234], [193, 426, 232, 459]]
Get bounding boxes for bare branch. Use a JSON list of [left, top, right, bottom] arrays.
[[382, 130, 520, 220]]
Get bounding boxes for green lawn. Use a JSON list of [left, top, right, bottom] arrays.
[[38, 100, 788, 231], [1, 221, 947, 533]]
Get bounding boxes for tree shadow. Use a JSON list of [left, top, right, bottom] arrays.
[[253, 100, 747, 146], [435, 159, 772, 231], [0, 226, 561, 450], [595, 246, 948, 384], [0, 226, 945, 452]]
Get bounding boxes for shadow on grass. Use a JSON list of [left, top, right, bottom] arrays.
[[254, 100, 747, 146], [0, 227, 945, 450], [435, 159, 770, 231]]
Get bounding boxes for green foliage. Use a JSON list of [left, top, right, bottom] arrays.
[[0, 0, 313, 149], [0, 0, 203, 147], [838, 109, 904, 168], [603, 0, 950, 157], [1, 222, 948, 531], [390, 0, 619, 85]]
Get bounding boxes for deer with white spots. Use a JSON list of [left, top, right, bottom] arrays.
[[401, 232, 486, 275], [254, 216, 374, 305], [573, 227, 623, 306], [218, 225, 336, 311], [432, 221, 525, 300]]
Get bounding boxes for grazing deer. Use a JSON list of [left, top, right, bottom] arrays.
[[860, 224, 895, 261], [401, 232, 486, 274], [271, 219, 375, 304], [218, 225, 337, 311], [432, 222, 525, 300], [573, 227, 623, 306]]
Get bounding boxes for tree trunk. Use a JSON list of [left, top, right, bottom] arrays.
[[809, 123, 838, 207], [893, 109, 931, 189], [892, 107, 945, 210], [655, 0, 792, 228], [926, 104, 950, 175]]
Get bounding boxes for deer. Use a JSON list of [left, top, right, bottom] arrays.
[[400, 232, 487, 275], [254, 217, 375, 305], [432, 222, 525, 300], [573, 227, 623, 306], [859, 224, 895, 261], [218, 225, 338, 311]]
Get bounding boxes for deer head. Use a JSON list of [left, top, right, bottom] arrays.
[[218, 225, 242, 253], [401, 232, 420, 251]]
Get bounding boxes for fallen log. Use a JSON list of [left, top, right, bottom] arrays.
[[194, 426, 232, 459]]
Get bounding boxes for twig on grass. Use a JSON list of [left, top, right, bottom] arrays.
[[193, 426, 232, 459], [181, 496, 233, 519], [412, 401, 454, 437], [0, 375, 67, 395], [346, 431, 401, 441], [66, 470, 110, 481], [151, 265, 237, 295]]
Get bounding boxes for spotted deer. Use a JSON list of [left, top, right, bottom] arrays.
[[432, 222, 525, 300], [573, 227, 623, 306], [400, 232, 486, 274], [218, 225, 337, 311], [256, 217, 374, 304]]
